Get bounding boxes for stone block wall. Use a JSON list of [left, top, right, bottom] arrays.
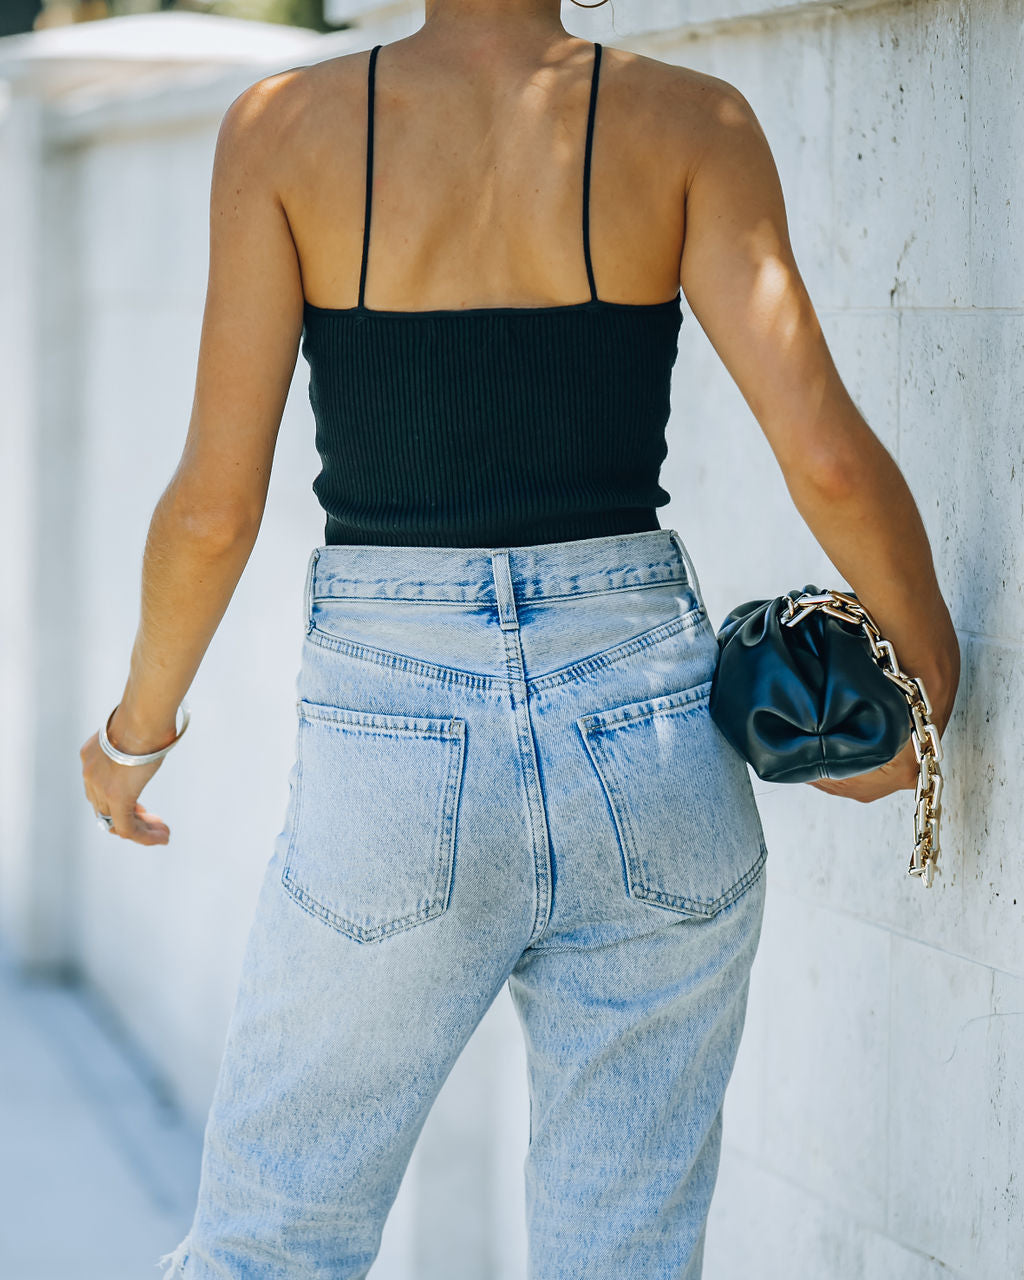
[[0, 3, 1019, 1275]]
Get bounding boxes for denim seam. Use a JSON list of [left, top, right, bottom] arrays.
[[303, 547, 321, 634], [305, 604, 707, 691], [627, 842, 768, 919], [299, 700, 464, 740], [433, 719, 465, 913], [501, 634, 553, 945], [576, 680, 714, 734], [283, 722, 308, 893], [310, 572, 688, 609], [528, 606, 708, 693], [304, 599, 706, 691], [305, 625, 494, 690], [511, 572, 688, 603], [281, 873, 447, 942]]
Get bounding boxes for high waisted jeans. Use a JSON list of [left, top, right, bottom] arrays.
[[158, 528, 768, 1280]]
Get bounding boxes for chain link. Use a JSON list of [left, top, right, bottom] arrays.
[[780, 589, 943, 889]]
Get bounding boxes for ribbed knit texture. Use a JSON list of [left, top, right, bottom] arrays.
[[300, 41, 684, 549], [302, 298, 682, 547]]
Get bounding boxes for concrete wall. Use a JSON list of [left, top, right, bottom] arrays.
[[0, 2, 1020, 1277], [671, 3, 1024, 1276]]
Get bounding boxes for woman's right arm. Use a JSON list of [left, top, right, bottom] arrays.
[[677, 78, 961, 744]]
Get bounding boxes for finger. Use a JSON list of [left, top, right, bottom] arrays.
[[107, 797, 165, 845], [823, 778, 889, 803], [107, 796, 135, 839], [133, 804, 171, 844], [834, 780, 866, 799], [88, 787, 117, 823]]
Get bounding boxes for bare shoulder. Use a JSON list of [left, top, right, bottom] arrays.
[[672, 66, 772, 185], [668, 62, 756, 117], [600, 49, 759, 179], [213, 53, 368, 189], [212, 46, 761, 208], [594, 47, 715, 113], [221, 50, 368, 121]]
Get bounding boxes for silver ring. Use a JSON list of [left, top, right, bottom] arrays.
[[95, 812, 115, 832]]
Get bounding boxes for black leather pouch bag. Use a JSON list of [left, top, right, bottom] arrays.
[[708, 584, 913, 784]]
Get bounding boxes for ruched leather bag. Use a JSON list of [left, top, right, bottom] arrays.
[[708, 584, 913, 784]]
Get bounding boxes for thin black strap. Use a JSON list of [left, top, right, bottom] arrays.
[[582, 42, 602, 302], [358, 44, 382, 309]]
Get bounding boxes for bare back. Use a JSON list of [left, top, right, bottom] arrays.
[[273, 38, 700, 313], [185, 29, 847, 549]]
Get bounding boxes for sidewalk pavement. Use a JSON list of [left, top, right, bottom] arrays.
[[0, 940, 202, 1280]]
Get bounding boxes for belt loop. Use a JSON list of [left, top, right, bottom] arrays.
[[490, 549, 520, 631], [667, 529, 705, 611], [303, 547, 321, 634]]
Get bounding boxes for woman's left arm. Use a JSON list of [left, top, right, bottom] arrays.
[[81, 72, 307, 845]]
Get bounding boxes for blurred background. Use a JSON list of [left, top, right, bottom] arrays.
[[1, 1, 1021, 1277], [1, 0, 345, 38]]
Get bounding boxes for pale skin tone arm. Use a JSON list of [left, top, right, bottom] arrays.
[[80, 75, 305, 844], [678, 80, 961, 802]]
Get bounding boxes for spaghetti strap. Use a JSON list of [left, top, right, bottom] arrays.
[[582, 42, 603, 303], [359, 41, 602, 309], [358, 44, 382, 309]]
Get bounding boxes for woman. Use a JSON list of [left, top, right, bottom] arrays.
[[81, 1, 960, 1276]]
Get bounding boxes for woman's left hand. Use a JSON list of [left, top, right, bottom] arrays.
[[80, 720, 172, 845], [804, 735, 921, 803]]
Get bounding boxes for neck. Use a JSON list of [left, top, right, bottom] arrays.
[[419, 0, 571, 47]]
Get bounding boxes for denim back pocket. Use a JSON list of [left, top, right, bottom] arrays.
[[281, 699, 466, 943], [576, 678, 767, 919]]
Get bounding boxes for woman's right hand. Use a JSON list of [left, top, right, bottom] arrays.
[[805, 736, 921, 804], [804, 662, 957, 804]]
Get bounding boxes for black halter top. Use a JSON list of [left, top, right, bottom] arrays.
[[300, 42, 683, 548]]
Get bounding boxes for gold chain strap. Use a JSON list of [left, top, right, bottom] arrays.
[[780, 589, 944, 888]]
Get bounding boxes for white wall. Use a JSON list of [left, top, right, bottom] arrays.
[[0, 2, 1020, 1277]]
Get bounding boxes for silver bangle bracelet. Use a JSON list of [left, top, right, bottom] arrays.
[[99, 699, 191, 766]]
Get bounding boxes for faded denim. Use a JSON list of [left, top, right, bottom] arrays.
[[158, 528, 768, 1280]]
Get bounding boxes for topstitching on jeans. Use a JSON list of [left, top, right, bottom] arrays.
[[527, 602, 709, 694], [304, 601, 708, 693], [309, 571, 688, 608], [307, 546, 690, 608], [490, 548, 555, 944]]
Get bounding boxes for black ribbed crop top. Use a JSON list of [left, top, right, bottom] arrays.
[[300, 42, 684, 548]]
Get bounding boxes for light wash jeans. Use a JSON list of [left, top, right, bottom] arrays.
[[158, 528, 768, 1280]]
